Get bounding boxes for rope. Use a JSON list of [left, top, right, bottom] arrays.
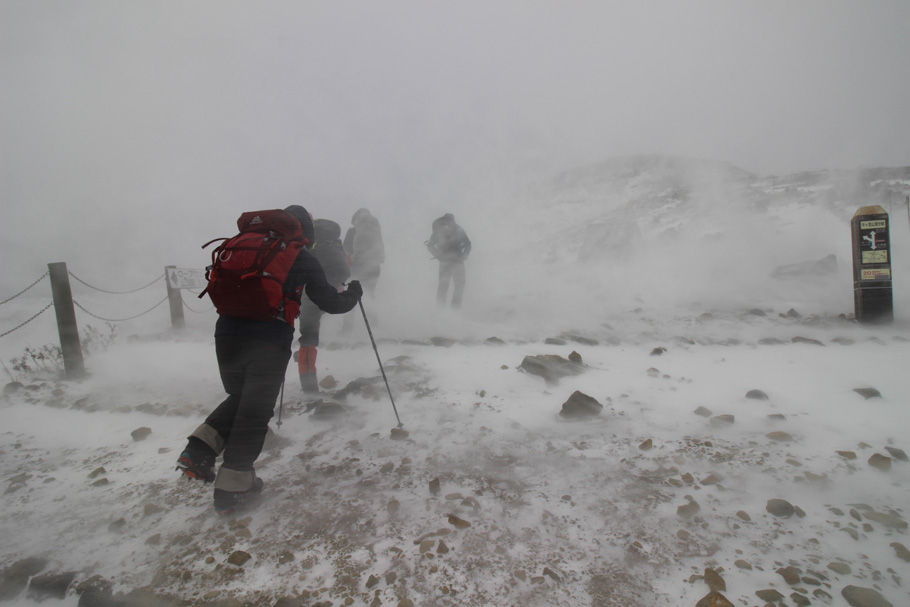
[[68, 271, 164, 295], [0, 271, 49, 305], [73, 296, 169, 322], [182, 298, 212, 314], [0, 302, 54, 338]]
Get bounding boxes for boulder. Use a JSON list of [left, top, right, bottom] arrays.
[[519, 354, 584, 384], [841, 585, 893, 607], [766, 498, 795, 518], [745, 389, 769, 400], [558, 391, 603, 419], [27, 571, 76, 601]]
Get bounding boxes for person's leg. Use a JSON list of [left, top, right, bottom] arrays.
[[437, 261, 452, 306], [298, 301, 322, 392], [189, 335, 245, 453], [451, 261, 466, 308], [217, 339, 291, 476]]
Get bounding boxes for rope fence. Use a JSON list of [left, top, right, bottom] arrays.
[[1, 263, 211, 378]]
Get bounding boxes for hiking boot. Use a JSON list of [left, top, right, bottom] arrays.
[[299, 372, 320, 394], [176, 439, 216, 483], [213, 477, 264, 514]]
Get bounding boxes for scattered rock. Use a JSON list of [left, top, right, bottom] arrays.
[[131, 427, 152, 441], [520, 354, 585, 384], [767, 431, 794, 442], [27, 572, 76, 601], [755, 589, 785, 602], [867, 454, 892, 471], [791, 592, 811, 606], [890, 542, 910, 562], [694, 406, 712, 417], [777, 566, 801, 585], [447, 514, 471, 529], [3, 382, 24, 395], [828, 562, 851, 575], [437, 540, 449, 554], [430, 337, 456, 347], [0, 557, 48, 600], [542, 567, 561, 582], [853, 387, 882, 399], [311, 401, 346, 419], [485, 337, 505, 345], [710, 414, 734, 426], [88, 467, 106, 479], [558, 391, 603, 419], [766, 498, 795, 518], [703, 567, 725, 591], [695, 591, 733, 607], [884, 446, 907, 462], [677, 498, 700, 518], [700, 473, 722, 486], [638, 438, 653, 451], [735, 510, 751, 522], [544, 337, 567, 346], [837, 450, 857, 460], [390, 428, 409, 441], [767, 413, 786, 422], [864, 510, 907, 529], [745, 389, 769, 400], [650, 347, 666, 356], [841, 585, 894, 607], [387, 499, 399, 515], [734, 560, 752, 570], [561, 333, 598, 346], [567, 351, 582, 364], [318, 375, 337, 389], [227, 551, 251, 566], [792, 336, 824, 346], [428, 478, 440, 495]]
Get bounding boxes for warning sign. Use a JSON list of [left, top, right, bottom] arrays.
[[166, 267, 208, 290], [862, 250, 889, 264], [861, 268, 891, 281]]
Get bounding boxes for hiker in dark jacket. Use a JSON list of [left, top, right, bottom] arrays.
[[343, 208, 384, 297], [177, 205, 362, 514], [426, 213, 471, 308], [297, 218, 351, 393]]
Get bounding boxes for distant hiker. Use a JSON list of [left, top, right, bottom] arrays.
[[177, 205, 362, 514], [343, 208, 384, 297], [426, 213, 471, 307], [297, 218, 351, 394]]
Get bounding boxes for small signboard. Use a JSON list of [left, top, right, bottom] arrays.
[[851, 205, 893, 323], [166, 267, 208, 290]]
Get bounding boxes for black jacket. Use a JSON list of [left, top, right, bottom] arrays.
[[215, 248, 358, 347]]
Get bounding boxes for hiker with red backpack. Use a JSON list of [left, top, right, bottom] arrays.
[[177, 205, 362, 514], [297, 218, 351, 394]]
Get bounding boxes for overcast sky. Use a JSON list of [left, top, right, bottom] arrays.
[[2, 0, 909, 286]]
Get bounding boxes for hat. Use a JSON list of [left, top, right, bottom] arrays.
[[284, 205, 315, 245]]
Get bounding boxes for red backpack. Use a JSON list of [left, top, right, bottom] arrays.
[[200, 209, 309, 324]]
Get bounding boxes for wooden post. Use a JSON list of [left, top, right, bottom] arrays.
[[165, 265, 185, 329], [47, 262, 85, 378]]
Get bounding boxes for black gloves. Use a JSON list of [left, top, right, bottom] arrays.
[[346, 280, 363, 300]]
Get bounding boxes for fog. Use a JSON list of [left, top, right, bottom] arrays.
[[2, 1, 910, 336]]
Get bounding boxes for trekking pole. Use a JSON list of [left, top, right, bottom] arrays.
[[358, 299, 403, 427], [276, 378, 285, 428]]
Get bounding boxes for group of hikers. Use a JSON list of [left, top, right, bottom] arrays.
[[177, 205, 471, 513]]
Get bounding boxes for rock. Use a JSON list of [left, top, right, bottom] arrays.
[[694, 406, 713, 417], [766, 498, 795, 518], [791, 591, 811, 606], [841, 585, 894, 607], [544, 337, 567, 345], [520, 354, 585, 384], [777, 566, 801, 585], [227, 551, 251, 566], [755, 589, 784, 602], [88, 467, 106, 479], [558, 391, 603, 419], [868, 454, 892, 471], [447, 514, 470, 529], [318, 375, 337, 389], [418, 540, 434, 553], [745, 389, 769, 400], [567, 350, 582, 364], [387, 499, 399, 515], [792, 336, 824, 346], [710, 414, 734, 426], [561, 333, 598, 346], [311, 401, 346, 419], [131, 427, 152, 441], [27, 572, 76, 601], [430, 336, 456, 347], [389, 428, 409, 441], [784, 308, 801, 318], [677, 498, 700, 518], [884, 446, 907, 462], [864, 510, 907, 529], [735, 510, 751, 522], [890, 542, 910, 562], [734, 560, 752, 570], [767, 431, 794, 442], [695, 591, 734, 607], [3, 381, 24, 395], [0, 557, 48, 600], [485, 337, 505, 345], [854, 387, 882, 399], [542, 567, 561, 582], [366, 574, 380, 588], [650, 347, 666, 356], [428, 477, 440, 495], [767, 413, 786, 422], [638, 438, 653, 450], [828, 562, 851, 575], [759, 337, 787, 345], [437, 540, 449, 554], [837, 450, 858, 460], [704, 567, 725, 591], [700, 473, 722, 485]]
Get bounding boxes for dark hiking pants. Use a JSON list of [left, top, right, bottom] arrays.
[[198, 335, 291, 473], [437, 260, 466, 307]]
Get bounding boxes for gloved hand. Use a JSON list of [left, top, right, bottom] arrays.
[[346, 280, 363, 300]]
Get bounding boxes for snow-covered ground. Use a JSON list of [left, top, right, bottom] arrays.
[[2, 303, 909, 606]]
